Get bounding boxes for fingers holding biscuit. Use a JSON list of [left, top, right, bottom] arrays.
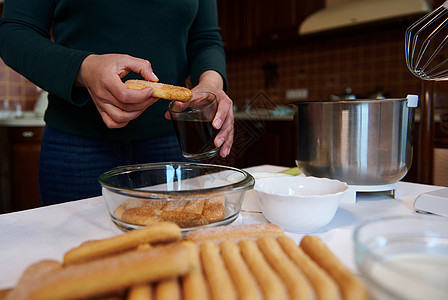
[[77, 54, 160, 129]]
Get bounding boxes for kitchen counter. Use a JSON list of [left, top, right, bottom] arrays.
[[234, 111, 294, 121], [0, 112, 45, 127], [0, 165, 445, 290]]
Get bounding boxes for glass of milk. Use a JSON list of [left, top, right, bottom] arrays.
[[354, 215, 448, 300]]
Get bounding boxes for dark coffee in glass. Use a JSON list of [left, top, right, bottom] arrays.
[[169, 92, 220, 160]]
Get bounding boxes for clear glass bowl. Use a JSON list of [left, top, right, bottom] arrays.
[[99, 162, 254, 232], [354, 215, 448, 300]]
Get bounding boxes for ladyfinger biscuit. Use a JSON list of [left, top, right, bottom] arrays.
[[155, 278, 181, 300], [183, 199, 206, 215], [181, 242, 209, 300], [202, 195, 225, 222], [257, 237, 315, 300], [125, 80, 192, 102], [164, 199, 188, 212], [277, 236, 341, 300], [32, 243, 193, 300], [238, 239, 288, 300], [120, 207, 209, 228], [63, 222, 181, 264], [200, 241, 237, 300], [120, 208, 161, 225], [127, 284, 153, 300], [158, 211, 209, 228], [126, 244, 154, 300], [186, 223, 284, 243], [115, 199, 166, 220], [220, 240, 262, 300], [5, 260, 62, 300], [300, 235, 368, 300]]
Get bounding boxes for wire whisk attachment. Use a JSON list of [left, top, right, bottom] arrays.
[[405, 1, 448, 81]]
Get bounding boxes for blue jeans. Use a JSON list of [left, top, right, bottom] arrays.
[[39, 126, 188, 205]]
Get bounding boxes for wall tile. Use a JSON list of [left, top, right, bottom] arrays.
[[0, 58, 38, 109], [225, 26, 425, 106]]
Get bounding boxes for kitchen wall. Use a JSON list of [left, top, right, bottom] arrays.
[[0, 59, 39, 111], [224, 22, 422, 107]]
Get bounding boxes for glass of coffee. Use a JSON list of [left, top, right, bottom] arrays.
[[168, 92, 220, 160]]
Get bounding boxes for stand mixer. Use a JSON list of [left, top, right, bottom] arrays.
[[405, 0, 448, 217]]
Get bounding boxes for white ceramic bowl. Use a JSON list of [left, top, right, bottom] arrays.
[[242, 172, 292, 212], [255, 176, 348, 233]]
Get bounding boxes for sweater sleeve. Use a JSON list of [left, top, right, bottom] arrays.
[[0, 0, 92, 104], [187, 0, 227, 91]]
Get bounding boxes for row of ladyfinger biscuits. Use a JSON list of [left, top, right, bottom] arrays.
[[186, 225, 367, 300], [6, 223, 368, 300]]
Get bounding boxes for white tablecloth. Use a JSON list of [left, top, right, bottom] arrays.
[[0, 165, 444, 290]]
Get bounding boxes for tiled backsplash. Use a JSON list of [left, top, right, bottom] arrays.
[[0, 4, 39, 112], [0, 59, 39, 111], [225, 23, 424, 108]]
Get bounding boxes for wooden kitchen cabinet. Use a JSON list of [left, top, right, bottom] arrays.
[[201, 117, 297, 168], [217, 0, 324, 50], [0, 125, 43, 213], [229, 118, 297, 168]]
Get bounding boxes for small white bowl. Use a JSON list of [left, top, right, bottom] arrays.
[[242, 172, 292, 212], [255, 176, 348, 233]]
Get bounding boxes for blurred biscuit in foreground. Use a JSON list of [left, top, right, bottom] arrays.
[[64, 223, 181, 264], [300, 235, 368, 300], [185, 223, 284, 243], [277, 235, 341, 300], [8, 243, 193, 300]]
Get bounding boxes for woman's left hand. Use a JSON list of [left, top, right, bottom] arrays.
[[165, 71, 234, 158], [193, 88, 234, 158]]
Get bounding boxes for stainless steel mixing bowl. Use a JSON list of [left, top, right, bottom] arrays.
[[293, 95, 418, 185]]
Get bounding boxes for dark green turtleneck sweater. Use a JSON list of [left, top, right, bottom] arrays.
[[0, 0, 226, 140]]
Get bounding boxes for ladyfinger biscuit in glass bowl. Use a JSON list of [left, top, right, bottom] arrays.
[[99, 162, 255, 232]]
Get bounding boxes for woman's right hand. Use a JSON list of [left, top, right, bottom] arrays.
[[75, 54, 160, 128]]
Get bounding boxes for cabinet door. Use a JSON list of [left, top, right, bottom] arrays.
[[9, 127, 43, 211], [217, 0, 325, 49], [217, 0, 261, 50], [231, 119, 297, 168], [258, 0, 325, 42]]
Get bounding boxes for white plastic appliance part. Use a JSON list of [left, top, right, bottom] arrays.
[[413, 188, 448, 217]]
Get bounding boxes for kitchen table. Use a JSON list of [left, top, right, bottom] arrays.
[[0, 165, 445, 291]]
